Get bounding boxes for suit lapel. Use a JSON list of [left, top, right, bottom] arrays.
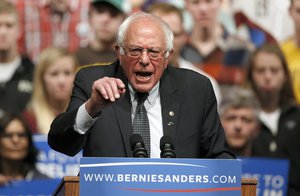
[[160, 66, 180, 142], [113, 65, 133, 156]]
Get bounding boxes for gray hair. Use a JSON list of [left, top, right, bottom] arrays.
[[219, 87, 260, 118], [116, 12, 174, 57]]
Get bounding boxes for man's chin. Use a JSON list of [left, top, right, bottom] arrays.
[[132, 83, 154, 93]]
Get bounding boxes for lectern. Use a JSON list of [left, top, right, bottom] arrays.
[[54, 158, 255, 196], [53, 176, 257, 196]]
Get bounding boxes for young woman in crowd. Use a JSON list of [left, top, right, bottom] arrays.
[[247, 43, 300, 196], [23, 47, 78, 134]]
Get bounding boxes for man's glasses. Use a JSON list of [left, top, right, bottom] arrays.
[[122, 47, 168, 60]]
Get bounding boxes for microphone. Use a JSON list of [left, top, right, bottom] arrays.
[[160, 136, 176, 158], [130, 134, 148, 158]]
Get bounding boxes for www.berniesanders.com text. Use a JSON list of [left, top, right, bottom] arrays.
[[83, 173, 237, 184]]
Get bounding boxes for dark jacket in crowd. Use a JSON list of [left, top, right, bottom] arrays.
[[252, 104, 300, 196], [0, 56, 34, 115]]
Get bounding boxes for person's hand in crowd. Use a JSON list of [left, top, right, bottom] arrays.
[[85, 77, 126, 117]]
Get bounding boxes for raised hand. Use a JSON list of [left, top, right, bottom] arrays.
[[85, 77, 126, 117]]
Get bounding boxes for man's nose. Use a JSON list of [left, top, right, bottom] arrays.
[[100, 11, 112, 23], [233, 119, 243, 132], [139, 50, 150, 67]]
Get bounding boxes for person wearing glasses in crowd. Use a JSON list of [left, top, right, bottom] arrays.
[[0, 113, 48, 186], [48, 12, 234, 159]]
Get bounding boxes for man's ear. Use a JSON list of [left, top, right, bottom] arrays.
[[114, 45, 120, 53], [115, 45, 126, 65], [164, 49, 174, 68], [115, 45, 123, 56], [166, 49, 174, 58]]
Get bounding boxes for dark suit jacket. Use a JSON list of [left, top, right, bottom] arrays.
[[48, 60, 234, 159]]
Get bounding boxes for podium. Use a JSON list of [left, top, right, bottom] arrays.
[[53, 176, 79, 196], [54, 158, 255, 195], [53, 176, 257, 196]]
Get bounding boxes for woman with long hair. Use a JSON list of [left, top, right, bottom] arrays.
[[0, 113, 48, 186], [247, 43, 300, 196], [23, 47, 78, 134]]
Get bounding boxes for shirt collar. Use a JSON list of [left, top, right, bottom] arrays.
[[129, 82, 160, 105]]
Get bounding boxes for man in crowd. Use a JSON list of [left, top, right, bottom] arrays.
[[219, 87, 260, 157], [13, 0, 90, 62], [75, 0, 128, 66], [147, 2, 222, 107], [182, 0, 251, 89], [0, 0, 34, 116], [48, 12, 234, 159]]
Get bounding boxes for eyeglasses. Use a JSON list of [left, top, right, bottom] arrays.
[[122, 46, 168, 60], [0, 132, 27, 139]]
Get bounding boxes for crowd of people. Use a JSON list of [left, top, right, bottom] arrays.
[[0, 0, 299, 195]]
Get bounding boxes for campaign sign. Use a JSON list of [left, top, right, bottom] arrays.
[[0, 179, 60, 196], [241, 157, 289, 196], [33, 134, 81, 179], [80, 158, 242, 196]]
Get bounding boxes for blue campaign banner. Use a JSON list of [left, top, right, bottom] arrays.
[[0, 179, 60, 196], [33, 134, 81, 179], [241, 157, 289, 196], [80, 158, 242, 196]]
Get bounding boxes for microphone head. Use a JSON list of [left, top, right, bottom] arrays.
[[160, 136, 176, 158], [160, 136, 174, 151], [130, 134, 145, 150], [130, 134, 148, 158]]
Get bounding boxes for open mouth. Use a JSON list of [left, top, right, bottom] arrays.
[[136, 71, 153, 78]]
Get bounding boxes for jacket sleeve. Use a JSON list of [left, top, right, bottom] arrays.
[[47, 68, 93, 156], [200, 79, 235, 159]]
